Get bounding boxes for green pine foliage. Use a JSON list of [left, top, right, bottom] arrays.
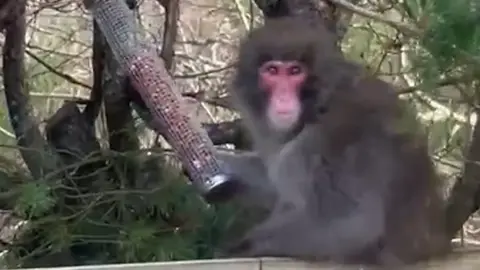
[[406, 0, 480, 167], [404, 0, 480, 82], [3, 153, 247, 267]]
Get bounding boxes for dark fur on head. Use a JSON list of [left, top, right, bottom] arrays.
[[231, 17, 398, 148], [233, 18, 338, 125]]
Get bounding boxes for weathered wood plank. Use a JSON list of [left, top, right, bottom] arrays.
[[21, 259, 260, 270], [261, 249, 480, 269], [17, 249, 480, 270]]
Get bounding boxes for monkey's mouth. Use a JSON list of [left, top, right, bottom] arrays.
[[269, 113, 299, 131]]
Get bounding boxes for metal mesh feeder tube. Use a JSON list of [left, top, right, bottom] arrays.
[[85, 0, 240, 202]]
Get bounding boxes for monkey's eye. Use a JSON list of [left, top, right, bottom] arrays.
[[266, 65, 278, 75], [289, 65, 303, 75]]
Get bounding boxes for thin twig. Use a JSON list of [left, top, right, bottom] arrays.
[[329, 0, 421, 37]]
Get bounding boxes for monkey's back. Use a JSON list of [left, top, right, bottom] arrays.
[[306, 75, 450, 264], [383, 131, 450, 263]]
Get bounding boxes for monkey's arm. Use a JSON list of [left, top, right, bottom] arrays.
[[216, 149, 276, 209], [309, 191, 386, 258], [230, 132, 390, 260]]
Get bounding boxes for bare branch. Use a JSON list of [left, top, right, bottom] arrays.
[[2, 0, 59, 180], [328, 0, 421, 36]]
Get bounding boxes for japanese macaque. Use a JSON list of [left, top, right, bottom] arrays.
[[224, 17, 450, 266]]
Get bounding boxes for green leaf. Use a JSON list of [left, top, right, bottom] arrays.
[[15, 182, 55, 218]]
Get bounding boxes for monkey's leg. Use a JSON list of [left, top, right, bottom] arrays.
[[222, 198, 298, 255], [233, 192, 387, 261], [225, 203, 312, 257], [228, 212, 322, 259], [241, 198, 303, 235], [376, 249, 405, 268]]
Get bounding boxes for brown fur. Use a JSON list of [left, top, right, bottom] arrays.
[[226, 17, 450, 266]]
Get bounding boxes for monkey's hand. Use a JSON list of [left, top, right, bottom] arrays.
[[215, 149, 276, 208], [225, 214, 328, 261], [223, 236, 256, 258]]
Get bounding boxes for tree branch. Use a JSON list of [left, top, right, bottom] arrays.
[[2, 0, 59, 180], [328, 0, 421, 37], [446, 107, 480, 237]]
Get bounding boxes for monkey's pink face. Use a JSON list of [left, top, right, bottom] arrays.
[[259, 60, 307, 132]]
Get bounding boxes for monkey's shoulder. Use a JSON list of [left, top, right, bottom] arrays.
[[350, 74, 399, 108]]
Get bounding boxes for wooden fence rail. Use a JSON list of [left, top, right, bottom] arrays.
[[16, 249, 480, 270]]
